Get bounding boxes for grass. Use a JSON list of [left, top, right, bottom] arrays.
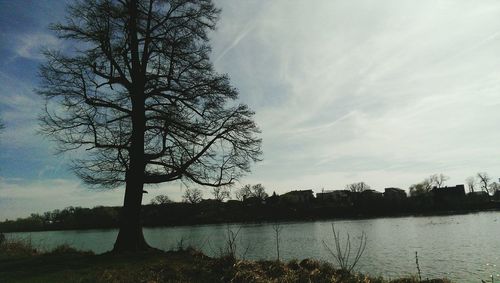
[[0, 236, 452, 283]]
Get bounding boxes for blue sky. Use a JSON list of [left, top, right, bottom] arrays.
[[2, 0, 500, 220]]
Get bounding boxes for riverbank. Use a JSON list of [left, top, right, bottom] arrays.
[[1, 200, 499, 233], [0, 238, 450, 283]]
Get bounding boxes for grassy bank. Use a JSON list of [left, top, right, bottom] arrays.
[[0, 238, 451, 283]]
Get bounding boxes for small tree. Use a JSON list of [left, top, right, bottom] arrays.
[[489, 182, 499, 195], [212, 186, 230, 201], [346, 182, 370, 193], [323, 224, 367, 273], [429, 173, 449, 188], [251, 183, 268, 200], [150, 194, 173, 205], [477, 172, 491, 195], [272, 222, 283, 261], [409, 179, 432, 197], [182, 188, 203, 204], [234, 183, 268, 201], [235, 184, 252, 201], [465, 176, 476, 193]]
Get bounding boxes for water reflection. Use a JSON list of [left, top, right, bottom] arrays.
[[6, 211, 500, 282]]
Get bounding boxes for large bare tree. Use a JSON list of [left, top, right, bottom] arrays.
[[477, 172, 491, 195], [38, 0, 261, 251], [346, 182, 370, 193]]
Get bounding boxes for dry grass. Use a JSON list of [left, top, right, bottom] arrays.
[[0, 235, 452, 283]]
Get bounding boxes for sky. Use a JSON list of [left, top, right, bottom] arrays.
[[1, 0, 500, 220]]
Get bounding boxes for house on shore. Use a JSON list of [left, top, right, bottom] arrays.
[[280, 190, 314, 204], [316, 190, 350, 202], [431, 185, 466, 206], [383, 187, 407, 202]]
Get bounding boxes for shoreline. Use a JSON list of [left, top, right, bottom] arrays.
[[0, 238, 451, 283], [2, 207, 499, 234]]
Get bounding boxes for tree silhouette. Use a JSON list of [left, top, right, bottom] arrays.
[[182, 187, 203, 204], [235, 183, 268, 201], [346, 182, 370, 193], [150, 194, 173, 205], [477, 172, 491, 195], [465, 176, 476, 193], [211, 186, 230, 201], [38, 0, 261, 251], [429, 173, 449, 188]]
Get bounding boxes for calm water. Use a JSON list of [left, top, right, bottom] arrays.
[[6, 211, 500, 282]]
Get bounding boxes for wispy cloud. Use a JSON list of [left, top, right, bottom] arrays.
[[211, 0, 500, 192], [3, 1, 500, 220], [0, 178, 123, 220], [14, 33, 61, 61], [0, 71, 41, 148]]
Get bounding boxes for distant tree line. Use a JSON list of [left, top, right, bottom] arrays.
[[2, 175, 500, 233]]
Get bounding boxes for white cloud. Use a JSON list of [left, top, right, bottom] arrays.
[[4, 0, 500, 219], [0, 72, 43, 149], [14, 33, 61, 60], [0, 178, 124, 220], [210, 0, 500, 193]]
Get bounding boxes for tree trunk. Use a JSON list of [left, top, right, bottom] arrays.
[[113, 176, 150, 252], [112, 0, 150, 252], [113, 96, 148, 252]]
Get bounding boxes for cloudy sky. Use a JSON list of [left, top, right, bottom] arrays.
[[1, 0, 500, 220]]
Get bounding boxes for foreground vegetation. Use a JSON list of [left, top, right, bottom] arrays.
[[0, 237, 450, 283]]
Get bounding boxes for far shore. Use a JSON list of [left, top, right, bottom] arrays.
[[2, 205, 499, 234]]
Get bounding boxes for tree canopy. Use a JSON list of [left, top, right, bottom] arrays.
[[39, 0, 261, 189], [38, 0, 261, 251]]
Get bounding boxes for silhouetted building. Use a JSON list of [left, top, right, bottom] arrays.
[[431, 185, 465, 206], [467, 191, 490, 203], [493, 190, 500, 201], [316, 190, 349, 201], [359, 189, 383, 201], [243, 196, 266, 206], [280, 190, 314, 204], [267, 191, 280, 205], [383, 187, 407, 201]]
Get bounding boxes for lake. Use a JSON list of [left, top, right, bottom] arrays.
[[5, 211, 500, 282]]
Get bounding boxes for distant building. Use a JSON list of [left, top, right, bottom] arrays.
[[359, 189, 384, 201], [243, 196, 266, 205], [493, 190, 500, 201], [267, 191, 280, 205], [383, 187, 407, 202], [316, 190, 350, 202], [467, 191, 490, 203], [431, 185, 466, 205], [280, 190, 314, 204]]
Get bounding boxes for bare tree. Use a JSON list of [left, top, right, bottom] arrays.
[[272, 222, 283, 261], [489, 182, 499, 195], [38, 0, 261, 251], [346, 182, 370, 193], [212, 186, 230, 201], [323, 224, 367, 273], [409, 179, 433, 197], [465, 176, 476, 193], [251, 183, 268, 200], [150, 194, 173, 205], [429, 173, 449, 188], [235, 184, 252, 201], [477, 172, 491, 195], [182, 188, 203, 204], [234, 183, 267, 201]]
